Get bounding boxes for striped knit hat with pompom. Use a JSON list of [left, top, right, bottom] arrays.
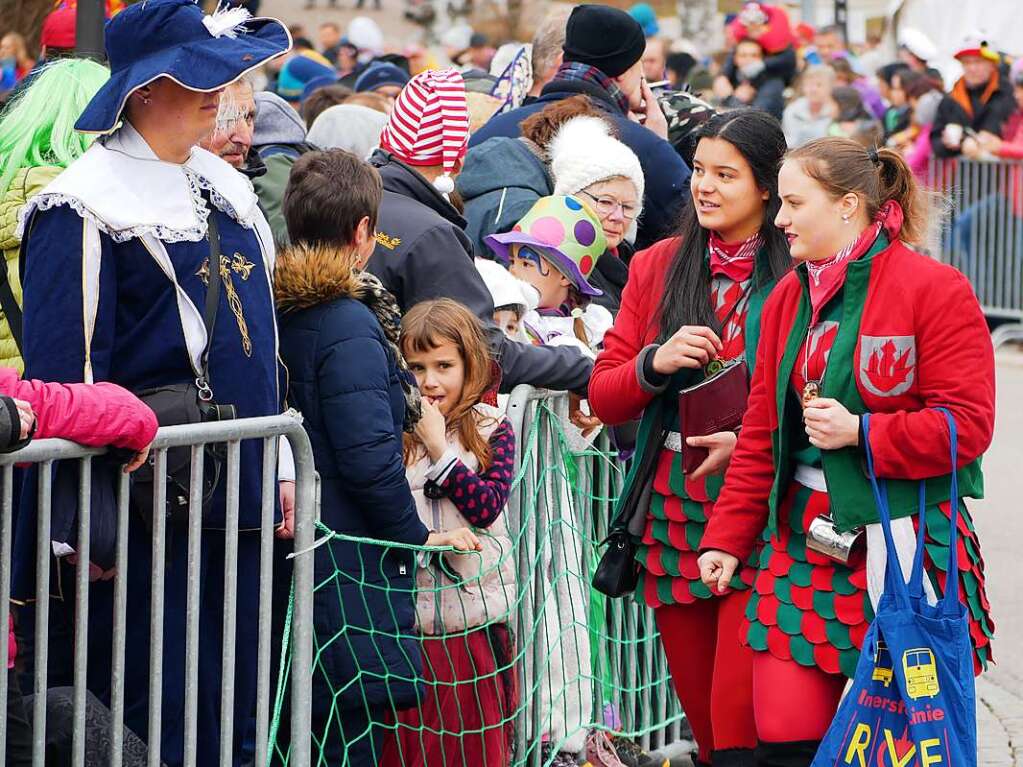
[[379, 68, 469, 194]]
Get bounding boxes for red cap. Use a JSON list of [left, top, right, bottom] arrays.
[[795, 22, 816, 46], [40, 7, 77, 50]]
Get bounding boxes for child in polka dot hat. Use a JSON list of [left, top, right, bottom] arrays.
[[487, 195, 610, 755], [485, 195, 612, 355]]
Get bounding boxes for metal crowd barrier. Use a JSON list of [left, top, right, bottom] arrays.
[[2, 394, 685, 767], [927, 156, 1023, 345], [0, 413, 317, 767], [505, 386, 686, 761]]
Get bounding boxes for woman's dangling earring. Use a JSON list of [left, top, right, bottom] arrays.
[[842, 215, 850, 224]]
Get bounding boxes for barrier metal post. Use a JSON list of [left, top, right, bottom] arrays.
[[928, 155, 1023, 347], [0, 464, 13, 760], [503, 388, 688, 760], [32, 458, 54, 767], [0, 413, 316, 767], [71, 457, 92, 767], [182, 445, 205, 767]]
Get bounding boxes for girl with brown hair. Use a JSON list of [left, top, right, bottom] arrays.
[[589, 108, 792, 767], [699, 138, 995, 765], [380, 298, 518, 767]]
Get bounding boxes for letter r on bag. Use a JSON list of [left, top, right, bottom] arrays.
[[844, 723, 872, 767]]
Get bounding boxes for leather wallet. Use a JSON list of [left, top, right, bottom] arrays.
[[677, 360, 749, 474]]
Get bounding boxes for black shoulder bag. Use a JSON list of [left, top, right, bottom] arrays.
[[592, 399, 669, 598], [131, 202, 237, 529]]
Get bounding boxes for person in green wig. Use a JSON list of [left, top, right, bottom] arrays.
[[0, 58, 110, 373]]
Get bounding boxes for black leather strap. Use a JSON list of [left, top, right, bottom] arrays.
[[0, 257, 22, 353], [2, 208, 36, 354], [198, 198, 222, 395], [609, 398, 669, 536]]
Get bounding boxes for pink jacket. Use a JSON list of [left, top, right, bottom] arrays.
[[3, 368, 157, 667], [0, 367, 157, 451], [905, 124, 933, 185]]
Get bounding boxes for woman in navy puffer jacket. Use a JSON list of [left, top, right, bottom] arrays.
[[274, 149, 477, 766]]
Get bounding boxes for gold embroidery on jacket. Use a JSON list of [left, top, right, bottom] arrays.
[[374, 232, 401, 250], [197, 253, 254, 357]]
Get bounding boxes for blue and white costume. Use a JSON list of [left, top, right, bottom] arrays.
[[15, 114, 286, 767]]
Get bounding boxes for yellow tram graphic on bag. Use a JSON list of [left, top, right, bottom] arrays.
[[872, 640, 894, 687], [902, 647, 940, 700]]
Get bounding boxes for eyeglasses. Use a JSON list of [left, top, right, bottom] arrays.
[[581, 191, 640, 221]]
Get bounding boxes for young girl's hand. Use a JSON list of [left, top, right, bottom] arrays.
[[685, 430, 738, 479], [426, 527, 482, 552], [802, 398, 859, 450], [415, 399, 448, 462], [569, 393, 602, 437], [698, 550, 740, 594], [652, 326, 722, 375]]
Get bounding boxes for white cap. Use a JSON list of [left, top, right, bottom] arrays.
[[475, 258, 539, 315], [898, 28, 937, 63], [346, 17, 383, 54], [440, 22, 473, 52], [550, 116, 645, 243]]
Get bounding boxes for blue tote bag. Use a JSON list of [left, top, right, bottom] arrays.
[[812, 408, 976, 767]]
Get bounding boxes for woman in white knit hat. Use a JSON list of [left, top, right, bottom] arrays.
[[549, 115, 645, 311]]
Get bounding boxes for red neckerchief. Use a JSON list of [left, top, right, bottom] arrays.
[[805, 200, 903, 324], [708, 230, 762, 283]]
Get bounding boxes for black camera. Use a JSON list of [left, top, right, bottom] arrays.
[[198, 400, 237, 423]]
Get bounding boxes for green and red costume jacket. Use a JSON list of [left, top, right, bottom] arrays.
[[701, 235, 995, 675], [589, 236, 780, 608]]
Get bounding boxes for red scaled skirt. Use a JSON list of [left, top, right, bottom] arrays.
[[743, 482, 994, 678]]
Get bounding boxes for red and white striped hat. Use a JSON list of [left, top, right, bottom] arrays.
[[379, 68, 469, 194]]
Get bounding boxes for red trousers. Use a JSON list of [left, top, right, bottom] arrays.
[[752, 653, 846, 743], [656, 591, 757, 763]]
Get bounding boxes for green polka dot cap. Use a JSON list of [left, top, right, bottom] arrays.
[[485, 195, 607, 296]]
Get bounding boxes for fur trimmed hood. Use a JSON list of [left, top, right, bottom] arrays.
[[274, 242, 364, 313], [275, 241, 423, 430]]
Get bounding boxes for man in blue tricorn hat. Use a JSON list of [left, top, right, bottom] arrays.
[[14, 1, 292, 764]]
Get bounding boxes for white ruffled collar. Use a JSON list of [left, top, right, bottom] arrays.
[[18, 122, 260, 243]]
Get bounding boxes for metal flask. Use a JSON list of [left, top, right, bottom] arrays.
[[805, 514, 866, 566]]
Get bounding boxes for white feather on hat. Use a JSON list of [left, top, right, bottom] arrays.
[[549, 116, 645, 243], [202, 4, 251, 39]]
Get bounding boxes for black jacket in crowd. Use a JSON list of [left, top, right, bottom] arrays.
[[366, 150, 593, 393], [930, 76, 1017, 158], [469, 76, 691, 249], [588, 242, 633, 315]]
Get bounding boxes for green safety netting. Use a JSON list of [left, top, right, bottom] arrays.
[[269, 399, 686, 766]]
